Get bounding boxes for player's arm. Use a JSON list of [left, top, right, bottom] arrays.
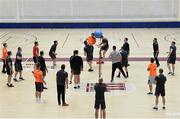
[[167, 48, 173, 57], [17, 55, 22, 60], [84, 48, 87, 56], [108, 53, 112, 59], [8, 62, 13, 73], [65, 74, 68, 89], [147, 65, 150, 71], [80, 58, 83, 70]]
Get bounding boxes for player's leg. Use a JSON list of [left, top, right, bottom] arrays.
[[111, 63, 117, 82], [2, 59, 6, 73], [153, 95, 159, 110], [162, 96, 166, 109], [95, 109, 99, 119]]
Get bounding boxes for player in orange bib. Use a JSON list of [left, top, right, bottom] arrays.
[[1, 43, 8, 73], [33, 63, 46, 103], [147, 58, 157, 95], [86, 33, 96, 46]]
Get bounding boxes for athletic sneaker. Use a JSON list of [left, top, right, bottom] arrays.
[[69, 81, 72, 84], [147, 92, 153, 95], [2, 71, 6, 73], [8, 83, 14, 87], [168, 72, 172, 75], [163, 106, 166, 109], [62, 103, 69, 106], [13, 78, 18, 82], [74, 86, 77, 89], [38, 100, 46, 103], [171, 73, 175, 76], [77, 85, 80, 89], [153, 107, 158, 110], [88, 69, 94, 72], [19, 77, 25, 80]]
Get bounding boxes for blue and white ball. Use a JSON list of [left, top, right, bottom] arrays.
[[94, 30, 103, 38]]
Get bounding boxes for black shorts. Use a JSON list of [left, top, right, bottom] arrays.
[[35, 82, 44, 92], [94, 100, 106, 110], [6, 69, 12, 75], [155, 88, 165, 96], [86, 55, 93, 62], [122, 60, 128, 67], [100, 45, 109, 51], [167, 57, 176, 64], [49, 53, 56, 59], [33, 56, 38, 63], [15, 63, 23, 72], [73, 69, 81, 75]]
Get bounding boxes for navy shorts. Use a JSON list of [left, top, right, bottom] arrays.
[[94, 100, 106, 110]]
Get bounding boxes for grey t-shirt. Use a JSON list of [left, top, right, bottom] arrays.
[[56, 69, 68, 86], [109, 50, 121, 64]]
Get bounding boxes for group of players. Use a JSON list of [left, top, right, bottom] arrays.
[[1, 32, 177, 118]]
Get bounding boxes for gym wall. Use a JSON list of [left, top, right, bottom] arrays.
[[0, 0, 179, 28]]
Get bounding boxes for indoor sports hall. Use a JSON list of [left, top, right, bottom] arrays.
[[0, 0, 180, 119]]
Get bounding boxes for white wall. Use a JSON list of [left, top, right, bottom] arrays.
[[0, 0, 179, 22]]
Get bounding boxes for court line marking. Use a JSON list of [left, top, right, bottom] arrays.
[[62, 33, 69, 48], [1, 57, 179, 62], [131, 33, 140, 48]]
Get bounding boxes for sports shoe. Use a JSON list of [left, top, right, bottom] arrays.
[[88, 69, 94, 72], [8, 84, 14, 87], [147, 92, 153, 95], [13, 78, 18, 82], [77, 85, 80, 89], [162, 106, 166, 109], [74, 86, 77, 89], [69, 81, 72, 84], [62, 103, 69, 106], [2, 71, 6, 73], [153, 107, 158, 110], [171, 73, 175, 76], [168, 72, 172, 75], [19, 77, 25, 80]]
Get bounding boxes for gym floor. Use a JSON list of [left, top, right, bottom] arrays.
[[0, 28, 180, 118]]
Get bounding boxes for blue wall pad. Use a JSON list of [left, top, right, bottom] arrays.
[[0, 22, 180, 28]]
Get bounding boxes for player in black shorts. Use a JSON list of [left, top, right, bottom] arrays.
[[84, 41, 94, 72], [49, 40, 58, 68], [38, 51, 48, 89], [117, 47, 129, 78], [6, 51, 14, 87], [153, 68, 167, 110], [69, 51, 75, 84], [71, 50, 83, 89], [167, 41, 176, 76], [94, 78, 107, 119], [98, 38, 109, 59], [153, 38, 160, 67], [122, 37, 130, 55], [13, 47, 25, 82]]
